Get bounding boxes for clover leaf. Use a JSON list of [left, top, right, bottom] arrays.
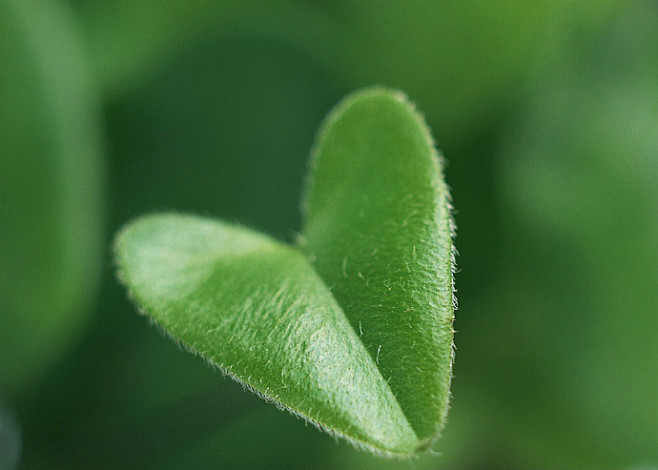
[[114, 88, 455, 456]]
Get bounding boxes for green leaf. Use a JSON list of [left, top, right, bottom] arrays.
[[116, 214, 418, 455], [114, 89, 455, 456], [0, 0, 104, 392], [302, 88, 455, 447]]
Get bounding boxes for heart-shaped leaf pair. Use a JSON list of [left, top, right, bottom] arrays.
[[114, 88, 455, 456]]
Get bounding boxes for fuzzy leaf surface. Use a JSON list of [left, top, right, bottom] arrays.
[[303, 89, 455, 448], [115, 214, 419, 454], [114, 89, 455, 456]]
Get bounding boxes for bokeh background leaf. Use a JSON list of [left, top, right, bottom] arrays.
[[0, 0, 103, 394]]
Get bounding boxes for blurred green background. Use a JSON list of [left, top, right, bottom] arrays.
[[1, 0, 657, 468]]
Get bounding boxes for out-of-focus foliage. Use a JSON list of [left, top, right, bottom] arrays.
[[2, 0, 656, 468], [70, 0, 627, 137], [0, 402, 21, 470], [0, 0, 103, 393], [494, 3, 658, 466]]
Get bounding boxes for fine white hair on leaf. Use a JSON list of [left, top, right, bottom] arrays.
[[117, 267, 418, 459]]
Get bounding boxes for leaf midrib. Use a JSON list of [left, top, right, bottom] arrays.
[[296, 240, 428, 450]]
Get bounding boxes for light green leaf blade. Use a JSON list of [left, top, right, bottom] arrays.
[[302, 88, 455, 449], [115, 214, 420, 455]]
